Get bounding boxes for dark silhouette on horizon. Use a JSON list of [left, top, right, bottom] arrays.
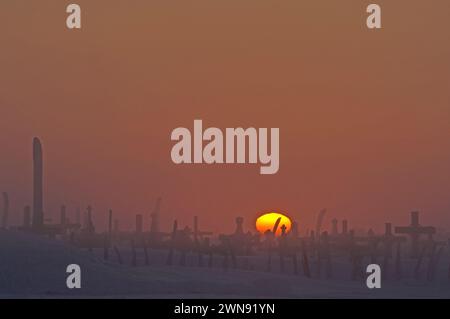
[[32, 137, 44, 230]]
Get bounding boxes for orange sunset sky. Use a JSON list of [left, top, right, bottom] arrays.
[[0, 1, 449, 233]]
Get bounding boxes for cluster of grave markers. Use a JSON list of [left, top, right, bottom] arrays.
[[0, 138, 448, 283]]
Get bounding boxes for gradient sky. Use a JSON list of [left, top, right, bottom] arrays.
[[1, 1, 449, 234]]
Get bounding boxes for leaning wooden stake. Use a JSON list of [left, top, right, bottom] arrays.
[[301, 239, 311, 278], [267, 217, 281, 272], [322, 232, 332, 279], [166, 220, 178, 266], [279, 224, 288, 274], [427, 245, 443, 282], [414, 245, 428, 280], [113, 245, 123, 265]]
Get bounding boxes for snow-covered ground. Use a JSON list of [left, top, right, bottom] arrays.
[[1, 230, 450, 298]]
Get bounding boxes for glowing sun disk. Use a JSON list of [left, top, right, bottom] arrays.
[[256, 212, 292, 236]]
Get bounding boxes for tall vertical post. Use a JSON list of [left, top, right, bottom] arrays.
[[410, 211, 420, 258], [331, 218, 338, 236], [385, 223, 392, 236], [32, 137, 44, 230], [235, 217, 244, 235], [411, 211, 419, 227], [342, 220, 348, 236], [290, 221, 299, 238], [75, 207, 81, 225]]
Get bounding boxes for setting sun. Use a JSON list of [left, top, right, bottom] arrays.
[[255, 212, 292, 236]]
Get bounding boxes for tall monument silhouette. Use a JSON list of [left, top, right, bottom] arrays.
[[150, 197, 162, 234], [32, 137, 44, 229]]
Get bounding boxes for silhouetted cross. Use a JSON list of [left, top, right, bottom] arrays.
[[395, 211, 435, 257], [280, 224, 287, 236]]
